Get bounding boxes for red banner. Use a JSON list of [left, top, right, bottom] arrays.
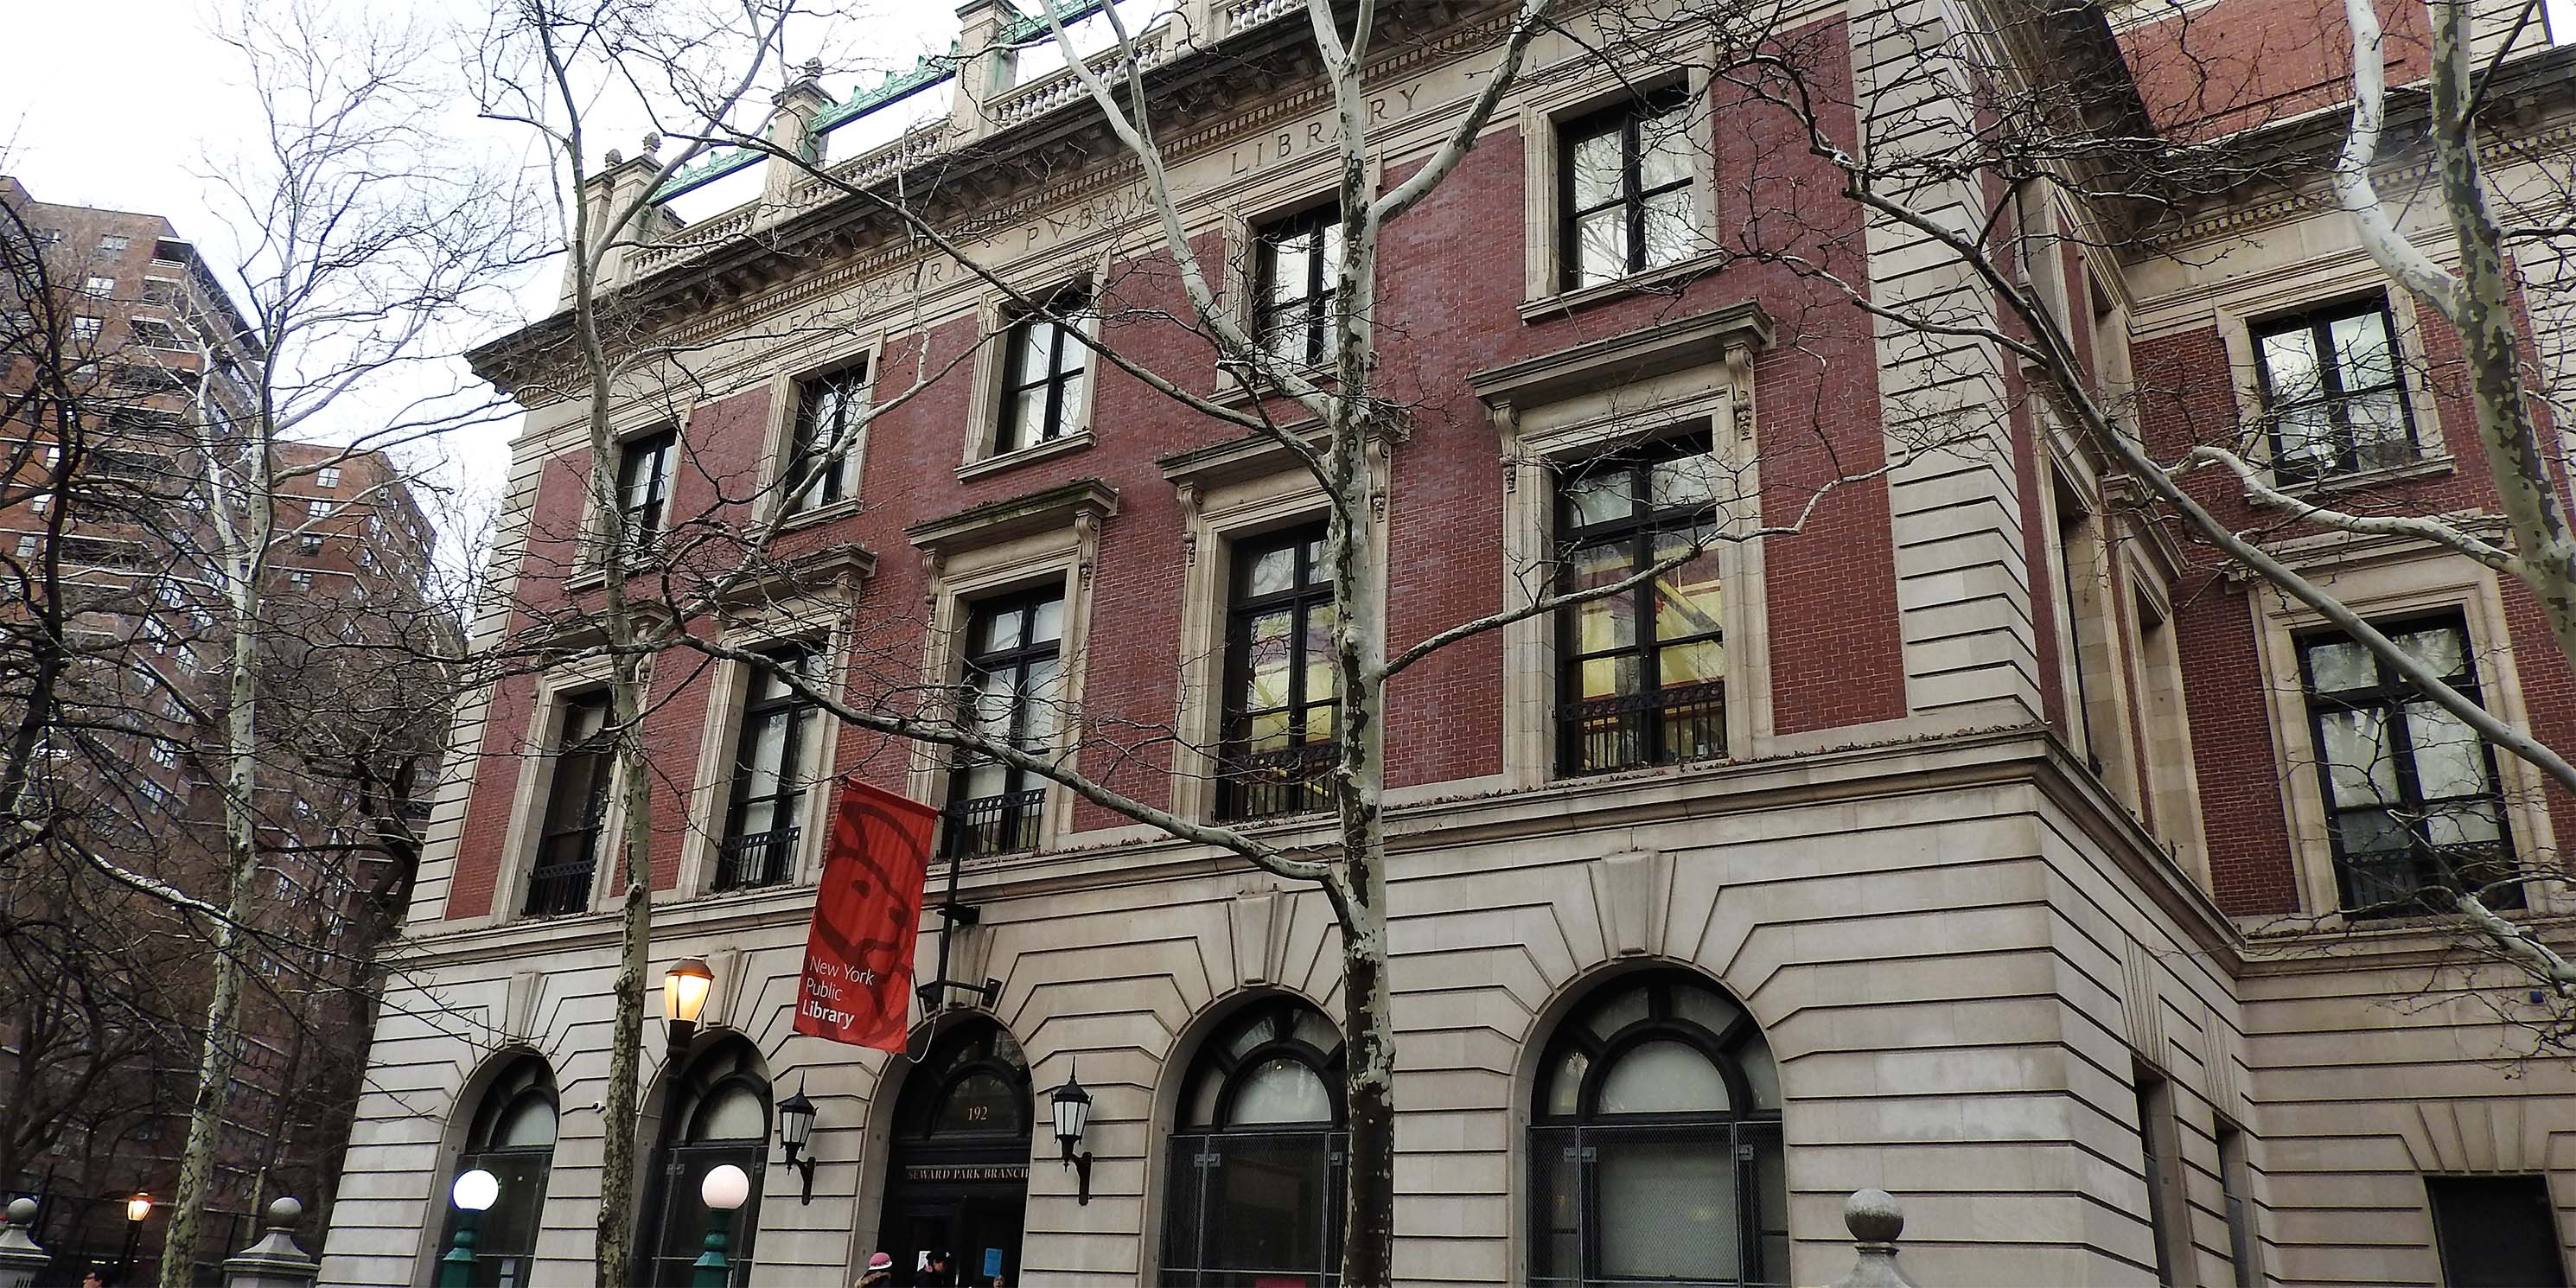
[[793, 780, 938, 1050]]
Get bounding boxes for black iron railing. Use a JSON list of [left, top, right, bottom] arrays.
[[1559, 680, 1725, 776], [713, 825, 800, 891], [2339, 841, 2522, 918], [1221, 740, 1336, 821], [943, 788, 1046, 859], [522, 854, 595, 916]]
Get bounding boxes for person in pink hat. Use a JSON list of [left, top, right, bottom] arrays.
[[856, 1251, 894, 1287]]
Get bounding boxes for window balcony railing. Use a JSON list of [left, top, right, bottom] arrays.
[[1559, 680, 1726, 777], [712, 825, 800, 892], [942, 787, 1044, 860], [1220, 740, 1336, 821], [2339, 840, 2522, 919], [522, 854, 596, 917]]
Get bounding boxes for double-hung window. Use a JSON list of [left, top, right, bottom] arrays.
[[526, 692, 614, 916], [612, 428, 675, 558], [1256, 205, 1342, 367], [2297, 612, 2518, 914], [1221, 524, 1336, 820], [1556, 435, 1728, 775], [945, 589, 1063, 858], [1560, 87, 1696, 290], [784, 360, 869, 515], [715, 647, 819, 891], [996, 292, 1093, 455], [2254, 298, 2417, 480]]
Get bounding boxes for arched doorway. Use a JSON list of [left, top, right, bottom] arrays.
[[1527, 970, 1787, 1286], [1159, 995, 1347, 1286], [876, 1017, 1031, 1286], [642, 1037, 770, 1288]]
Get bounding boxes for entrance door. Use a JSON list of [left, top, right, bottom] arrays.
[[873, 1019, 1033, 1287], [880, 1185, 1025, 1286]]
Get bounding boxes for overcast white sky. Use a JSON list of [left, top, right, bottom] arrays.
[[2, 0, 960, 547]]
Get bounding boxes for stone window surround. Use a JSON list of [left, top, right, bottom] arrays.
[[487, 655, 640, 925], [756, 336, 883, 532], [671, 616, 848, 899], [2211, 271, 2451, 491], [1476, 304, 1776, 788], [958, 275, 1102, 480], [2242, 532, 2560, 921], [902, 479, 1117, 853], [2034, 412, 2145, 814], [1162, 430, 1389, 826], [1202, 162, 1381, 405], [1517, 63, 1721, 313], [564, 411, 690, 592], [2114, 516, 2213, 891]]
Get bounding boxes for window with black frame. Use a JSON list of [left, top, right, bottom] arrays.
[[1162, 998, 1348, 1288], [437, 1058, 558, 1288], [714, 646, 821, 891], [1560, 86, 1697, 290], [783, 360, 869, 515], [1555, 434, 1729, 776], [2253, 298, 2418, 480], [1221, 524, 1336, 819], [1529, 972, 1788, 1288], [945, 588, 1063, 858], [1257, 204, 1342, 367], [613, 428, 676, 558], [642, 1039, 769, 1288], [2297, 612, 2520, 915], [996, 290, 1094, 455], [525, 692, 613, 916]]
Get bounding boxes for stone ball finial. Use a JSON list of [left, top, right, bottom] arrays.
[[1845, 1189, 1904, 1244], [641, 131, 662, 158], [3, 1197, 35, 1225], [603, 148, 625, 167], [265, 1196, 303, 1227], [802, 58, 824, 79]]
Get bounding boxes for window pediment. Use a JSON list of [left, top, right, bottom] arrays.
[[1469, 300, 1773, 413], [904, 477, 1119, 559]]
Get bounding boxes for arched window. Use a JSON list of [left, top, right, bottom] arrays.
[[877, 1019, 1034, 1283], [1163, 997, 1347, 1286], [643, 1038, 770, 1288], [440, 1056, 558, 1287], [1530, 972, 1787, 1287]]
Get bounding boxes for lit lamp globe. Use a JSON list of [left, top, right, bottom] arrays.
[[125, 1193, 153, 1224], [699, 1164, 752, 1212], [451, 1169, 501, 1213]]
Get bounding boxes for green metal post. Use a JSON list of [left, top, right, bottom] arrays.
[[690, 1215, 731, 1288], [437, 1211, 479, 1288]]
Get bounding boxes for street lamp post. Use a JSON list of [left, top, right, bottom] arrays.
[[663, 957, 714, 1055], [119, 1193, 151, 1279], [439, 1169, 499, 1288], [692, 1164, 751, 1288]]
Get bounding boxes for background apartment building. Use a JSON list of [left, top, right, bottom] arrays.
[[319, 0, 2576, 1285], [0, 177, 455, 1283]]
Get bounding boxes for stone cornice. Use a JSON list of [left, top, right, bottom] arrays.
[[469, 3, 1524, 408], [384, 723, 2251, 973]]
